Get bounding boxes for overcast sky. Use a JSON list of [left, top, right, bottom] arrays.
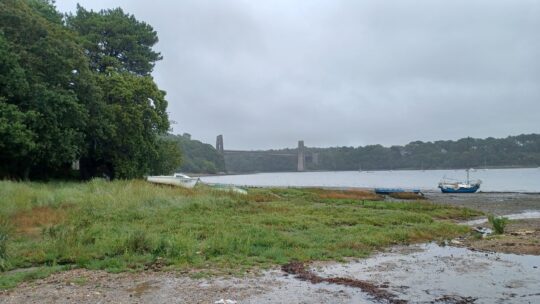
[[56, 0, 540, 150]]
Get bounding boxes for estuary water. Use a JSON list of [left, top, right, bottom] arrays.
[[200, 167, 540, 192]]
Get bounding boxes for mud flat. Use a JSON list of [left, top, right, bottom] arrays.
[[424, 191, 540, 215], [422, 191, 540, 256], [2, 243, 539, 304], [0, 268, 374, 304], [316, 243, 540, 304]]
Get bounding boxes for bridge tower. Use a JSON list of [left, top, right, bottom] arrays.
[[216, 135, 224, 154], [297, 140, 305, 171]]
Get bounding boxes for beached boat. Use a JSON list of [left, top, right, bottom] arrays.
[[146, 173, 199, 188], [438, 169, 481, 193]]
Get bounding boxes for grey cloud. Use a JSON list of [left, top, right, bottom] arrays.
[[56, 0, 540, 149]]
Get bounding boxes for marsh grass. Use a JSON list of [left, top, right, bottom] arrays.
[[0, 180, 480, 288], [488, 215, 509, 234], [316, 189, 382, 201], [388, 192, 426, 200]]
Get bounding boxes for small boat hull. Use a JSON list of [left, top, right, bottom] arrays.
[[438, 169, 481, 193], [146, 175, 199, 188], [439, 183, 480, 193], [439, 184, 480, 193]]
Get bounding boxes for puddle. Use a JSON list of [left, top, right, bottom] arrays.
[[464, 210, 540, 226], [314, 243, 540, 304]]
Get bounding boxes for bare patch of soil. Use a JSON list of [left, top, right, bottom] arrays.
[[0, 269, 264, 304], [317, 189, 383, 201], [460, 219, 540, 255], [11, 205, 69, 236], [0, 267, 372, 304], [425, 191, 540, 215]]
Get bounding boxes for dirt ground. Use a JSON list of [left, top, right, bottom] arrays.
[[455, 218, 540, 255], [424, 191, 540, 255], [1, 191, 539, 304], [425, 191, 540, 215], [0, 268, 374, 304]]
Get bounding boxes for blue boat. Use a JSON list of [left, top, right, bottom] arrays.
[[438, 169, 481, 193], [375, 188, 422, 195]]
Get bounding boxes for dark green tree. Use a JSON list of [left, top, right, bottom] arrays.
[[66, 6, 162, 75], [90, 70, 170, 178], [0, 0, 91, 179], [167, 134, 226, 174], [149, 138, 183, 175], [67, 5, 173, 179], [1, 0, 176, 179]]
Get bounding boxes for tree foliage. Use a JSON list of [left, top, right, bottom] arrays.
[[224, 134, 540, 173], [88, 70, 170, 178], [149, 138, 183, 175], [0, 0, 90, 178], [167, 134, 226, 174], [0, 0, 176, 179], [66, 6, 162, 76]]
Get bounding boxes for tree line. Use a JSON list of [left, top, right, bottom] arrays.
[[224, 134, 540, 172], [0, 0, 180, 180], [167, 134, 226, 174]]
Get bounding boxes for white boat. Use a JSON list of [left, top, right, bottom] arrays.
[[146, 173, 199, 188]]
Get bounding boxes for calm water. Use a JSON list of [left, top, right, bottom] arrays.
[[200, 168, 540, 192]]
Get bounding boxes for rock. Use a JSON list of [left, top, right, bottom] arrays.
[[473, 226, 493, 236], [214, 299, 237, 304]]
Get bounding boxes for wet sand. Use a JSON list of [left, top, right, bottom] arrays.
[[2, 243, 538, 304], [424, 191, 540, 215], [316, 243, 540, 304], [0, 268, 373, 304]]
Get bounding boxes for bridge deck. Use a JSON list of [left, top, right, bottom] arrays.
[[224, 150, 296, 156]]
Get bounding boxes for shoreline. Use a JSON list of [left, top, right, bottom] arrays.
[[200, 183, 540, 195], [194, 167, 540, 193], [191, 165, 540, 177]]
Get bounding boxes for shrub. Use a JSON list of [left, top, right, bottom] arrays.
[[488, 215, 509, 234], [125, 230, 153, 254]]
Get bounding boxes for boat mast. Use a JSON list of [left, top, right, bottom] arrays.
[[466, 168, 470, 184]]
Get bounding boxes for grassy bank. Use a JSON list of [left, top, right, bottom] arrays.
[[0, 180, 480, 289]]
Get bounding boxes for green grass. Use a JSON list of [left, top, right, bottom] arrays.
[[0, 266, 68, 289], [0, 180, 481, 288], [488, 214, 509, 234]]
